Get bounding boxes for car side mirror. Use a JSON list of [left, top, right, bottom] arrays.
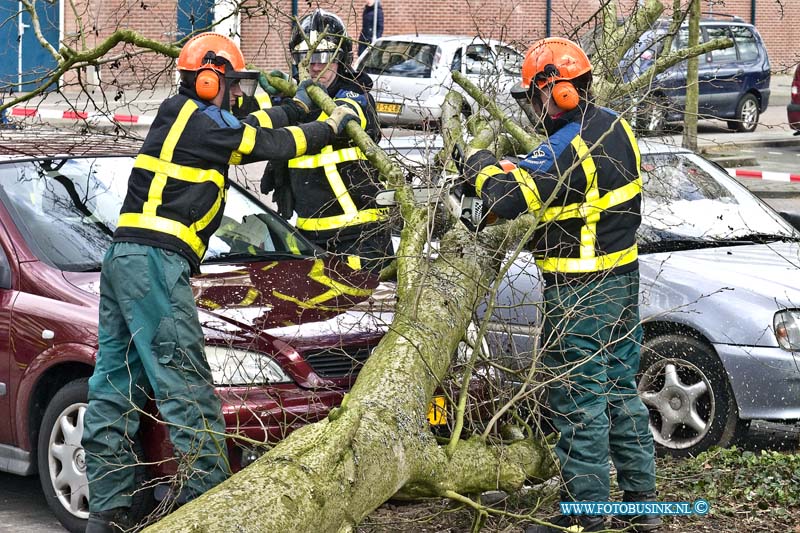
[[779, 211, 800, 232]]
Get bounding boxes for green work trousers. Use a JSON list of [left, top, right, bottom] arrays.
[[82, 242, 230, 512], [542, 270, 656, 502]]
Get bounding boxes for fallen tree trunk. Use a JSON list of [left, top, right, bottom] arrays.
[[143, 73, 556, 533]]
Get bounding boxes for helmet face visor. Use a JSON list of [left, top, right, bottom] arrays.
[[226, 70, 260, 97], [292, 50, 338, 65]]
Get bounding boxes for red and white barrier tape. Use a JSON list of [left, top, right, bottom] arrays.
[[727, 168, 800, 183], [10, 106, 154, 126]]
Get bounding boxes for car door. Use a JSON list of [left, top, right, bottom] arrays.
[[700, 25, 740, 117], [0, 241, 13, 444]]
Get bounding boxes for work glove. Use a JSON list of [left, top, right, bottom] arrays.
[[261, 161, 295, 219], [258, 69, 290, 96], [292, 79, 322, 115], [325, 105, 359, 135]]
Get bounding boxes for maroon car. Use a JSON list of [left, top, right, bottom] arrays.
[[0, 131, 391, 532], [789, 64, 800, 132]]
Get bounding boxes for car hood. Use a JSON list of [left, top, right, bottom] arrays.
[[62, 255, 379, 334], [641, 241, 800, 303], [640, 241, 800, 344]]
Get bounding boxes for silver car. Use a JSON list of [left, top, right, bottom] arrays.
[[383, 135, 800, 457], [483, 140, 800, 457], [356, 34, 523, 127]]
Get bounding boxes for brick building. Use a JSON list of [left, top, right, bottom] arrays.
[[24, 0, 800, 92]]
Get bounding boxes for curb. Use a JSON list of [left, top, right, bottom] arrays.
[[10, 106, 155, 127]]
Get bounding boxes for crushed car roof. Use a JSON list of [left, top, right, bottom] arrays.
[[0, 128, 143, 161]]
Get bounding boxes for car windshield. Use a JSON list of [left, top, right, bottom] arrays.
[[0, 156, 317, 272], [359, 40, 440, 78], [639, 151, 798, 246]]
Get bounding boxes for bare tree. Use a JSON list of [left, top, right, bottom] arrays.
[[0, 1, 748, 531]]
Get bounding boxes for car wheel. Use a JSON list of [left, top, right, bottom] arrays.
[[637, 334, 748, 458], [37, 378, 154, 533], [727, 93, 759, 132]]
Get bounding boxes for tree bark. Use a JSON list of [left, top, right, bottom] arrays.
[[143, 73, 557, 533]]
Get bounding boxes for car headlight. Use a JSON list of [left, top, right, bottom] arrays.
[[774, 310, 800, 351], [205, 345, 292, 385]]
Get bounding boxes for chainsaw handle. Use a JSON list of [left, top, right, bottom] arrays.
[[452, 144, 465, 174]]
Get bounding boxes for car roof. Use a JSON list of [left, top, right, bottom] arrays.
[[375, 34, 508, 46], [0, 129, 143, 162], [638, 139, 691, 156]]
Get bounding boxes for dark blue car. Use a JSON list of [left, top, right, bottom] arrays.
[[621, 15, 771, 133]]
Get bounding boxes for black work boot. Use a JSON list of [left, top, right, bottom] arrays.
[[525, 514, 606, 533], [620, 490, 662, 532], [85, 507, 131, 533]]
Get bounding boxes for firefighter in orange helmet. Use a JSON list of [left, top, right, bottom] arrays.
[[81, 32, 357, 533], [463, 38, 660, 533]]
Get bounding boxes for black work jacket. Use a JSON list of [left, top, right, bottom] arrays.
[[284, 68, 384, 243], [465, 103, 642, 282], [114, 85, 333, 273]]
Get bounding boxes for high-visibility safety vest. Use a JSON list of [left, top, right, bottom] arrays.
[[288, 98, 388, 233], [470, 104, 642, 277], [114, 90, 333, 274]]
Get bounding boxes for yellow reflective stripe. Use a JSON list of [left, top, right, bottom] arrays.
[[230, 124, 257, 165], [288, 147, 367, 168], [251, 110, 274, 128], [347, 255, 362, 270], [285, 234, 301, 255], [193, 187, 224, 232], [307, 258, 373, 301], [619, 117, 641, 171], [261, 261, 278, 271], [198, 298, 220, 310], [288, 126, 307, 156], [536, 244, 638, 273], [271, 258, 374, 309], [134, 154, 225, 189], [256, 93, 272, 109], [162, 100, 197, 162], [514, 168, 542, 212], [475, 164, 542, 212], [474, 165, 503, 195], [572, 136, 599, 259], [239, 287, 260, 306], [117, 212, 206, 259], [296, 208, 389, 231], [335, 98, 368, 129], [142, 100, 197, 216], [317, 146, 359, 218], [271, 290, 344, 311]]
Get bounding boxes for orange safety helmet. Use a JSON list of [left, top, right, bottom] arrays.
[[177, 33, 250, 101], [520, 37, 591, 111]]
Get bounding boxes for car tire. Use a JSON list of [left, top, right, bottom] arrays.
[[727, 93, 760, 132], [637, 334, 748, 458], [37, 378, 154, 533]]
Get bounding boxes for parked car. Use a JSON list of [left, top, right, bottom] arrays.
[[485, 140, 800, 457], [789, 63, 800, 132], [355, 34, 523, 127], [0, 130, 393, 532], [608, 15, 771, 133], [384, 136, 800, 458]]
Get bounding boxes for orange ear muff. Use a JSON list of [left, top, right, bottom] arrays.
[[551, 80, 579, 111], [195, 68, 220, 101]]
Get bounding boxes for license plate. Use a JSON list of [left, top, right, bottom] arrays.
[[376, 102, 402, 114], [427, 395, 447, 426]]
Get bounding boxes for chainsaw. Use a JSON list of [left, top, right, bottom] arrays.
[[374, 145, 485, 230]]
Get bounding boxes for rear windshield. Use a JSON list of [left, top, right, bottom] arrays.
[[360, 41, 440, 78]]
